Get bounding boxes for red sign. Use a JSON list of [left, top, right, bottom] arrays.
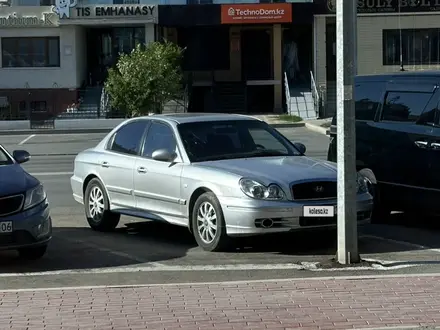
[[221, 4, 292, 24]]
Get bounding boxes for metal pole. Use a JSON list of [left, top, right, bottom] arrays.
[[336, 0, 359, 264]]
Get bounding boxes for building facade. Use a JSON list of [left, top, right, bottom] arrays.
[[0, 2, 158, 119], [314, 0, 440, 117], [3, 0, 440, 120]]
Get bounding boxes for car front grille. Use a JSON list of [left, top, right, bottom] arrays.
[[291, 181, 337, 200], [0, 194, 24, 217]]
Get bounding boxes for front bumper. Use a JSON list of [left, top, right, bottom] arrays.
[[0, 200, 52, 251], [220, 192, 373, 237]]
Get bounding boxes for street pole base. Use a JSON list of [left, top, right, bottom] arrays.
[[335, 250, 361, 265]]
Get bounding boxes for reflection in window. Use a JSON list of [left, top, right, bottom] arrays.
[[382, 91, 433, 122], [143, 122, 177, 158], [355, 82, 384, 121], [111, 121, 147, 155], [30, 101, 47, 113], [383, 29, 440, 66], [1, 37, 60, 68]]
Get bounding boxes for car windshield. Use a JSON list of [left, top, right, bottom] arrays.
[[0, 145, 12, 166], [177, 120, 301, 162]]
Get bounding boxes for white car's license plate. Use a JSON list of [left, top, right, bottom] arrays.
[[0, 221, 12, 233], [303, 206, 334, 217]]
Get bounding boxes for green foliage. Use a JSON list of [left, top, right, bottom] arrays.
[[105, 41, 184, 117]]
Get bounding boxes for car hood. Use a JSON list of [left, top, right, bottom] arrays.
[[0, 164, 39, 197], [197, 156, 337, 184]]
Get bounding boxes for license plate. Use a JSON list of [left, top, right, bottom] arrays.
[[0, 221, 12, 233], [303, 206, 334, 217]]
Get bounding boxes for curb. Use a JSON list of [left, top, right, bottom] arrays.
[[0, 123, 306, 135], [304, 122, 329, 136]]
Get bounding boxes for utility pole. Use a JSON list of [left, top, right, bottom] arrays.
[[336, 0, 360, 264]]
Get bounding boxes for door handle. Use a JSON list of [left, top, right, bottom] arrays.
[[101, 161, 110, 168], [137, 166, 147, 174], [414, 141, 429, 149], [431, 142, 440, 150]]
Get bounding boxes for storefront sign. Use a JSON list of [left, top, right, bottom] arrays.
[[323, 0, 440, 14], [53, 2, 156, 20], [0, 12, 56, 27], [220, 4, 292, 24]]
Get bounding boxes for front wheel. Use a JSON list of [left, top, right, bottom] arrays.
[[85, 178, 120, 231], [192, 192, 230, 252]]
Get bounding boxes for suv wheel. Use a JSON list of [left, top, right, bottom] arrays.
[[85, 178, 120, 231], [192, 192, 230, 252], [18, 245, 47, 260]]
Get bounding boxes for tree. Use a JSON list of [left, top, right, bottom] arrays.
[[105, 41, 184, 117]]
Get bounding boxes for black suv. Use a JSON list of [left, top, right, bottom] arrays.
[[327, 71, 440, 223]]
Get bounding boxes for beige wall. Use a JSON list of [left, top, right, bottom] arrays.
[[315, 13, 440, 88]]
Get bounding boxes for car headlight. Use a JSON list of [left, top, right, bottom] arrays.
[[23, 184, 47, 210], [239, 178, 285, 200], [356, 173, 369, 194]]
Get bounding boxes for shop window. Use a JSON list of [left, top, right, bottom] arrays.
[[178, 27, 230, 71], [40, 0, 55, 5], [30, 101, 47, 113], [1, 37, 60, 68], [383, 29, 440, 66]]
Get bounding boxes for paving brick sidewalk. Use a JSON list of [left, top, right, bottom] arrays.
[[2, 275, 440, 330]]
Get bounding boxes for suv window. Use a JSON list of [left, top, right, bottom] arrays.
[[110, 121, 148, 155], [382, 91, 433, 122], [142, 122, 177, 158], [355, 81, 384, 120]]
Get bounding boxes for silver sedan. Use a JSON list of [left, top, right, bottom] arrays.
[[70, 113, 373, 251]]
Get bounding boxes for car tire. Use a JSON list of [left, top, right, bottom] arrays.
[[359, 169, 390, 224], [192, 192, 230, 252], [18, 245, 47, 260], [85, 178, 120, 232]]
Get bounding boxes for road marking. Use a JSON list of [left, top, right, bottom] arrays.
[[18, 134, 35, 145], [30, 171, 73, 176], [0, 259, 422, 279], [2, 270, 440, 294], [361, 234, 440, 254]]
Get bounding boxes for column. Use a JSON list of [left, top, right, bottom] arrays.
[[145, 24, 155, 45], [273, 24, 283, 113]]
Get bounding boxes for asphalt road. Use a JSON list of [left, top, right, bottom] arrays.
[[3, 128, 440, 290]]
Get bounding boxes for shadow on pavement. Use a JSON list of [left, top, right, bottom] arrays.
[[0, 222, 193, 273]]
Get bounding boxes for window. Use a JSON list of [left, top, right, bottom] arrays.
[[381, 91, 433, 123], [177, 120, 300, 162], [383, 29, 440, 66], [248, 128, 288, 154], [110, 121, 148, 155], [355, 82, 384, 121], [0, 146, 12, 165], [30, 101, 47, 113], [1, 37, 60, 68], [142, 122, 177, 158]]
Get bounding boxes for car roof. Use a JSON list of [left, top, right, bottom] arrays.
[[147, 113, 263, 125], [356, 70, 440, 82]]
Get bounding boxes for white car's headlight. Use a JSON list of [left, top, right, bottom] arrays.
[[356, 173, 369, 194], [23, 184, 47, 210], [239, 178, 285, 201]]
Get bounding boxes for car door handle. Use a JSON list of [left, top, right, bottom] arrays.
[[431, 142, 440, 150], [101, 161, 110, 168], [414, 141, 429, 149], [137, 166, 147, 174]]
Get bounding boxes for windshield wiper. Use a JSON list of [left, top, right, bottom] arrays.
[[246, 149, 288, 157], [195, 150, 288, 162]]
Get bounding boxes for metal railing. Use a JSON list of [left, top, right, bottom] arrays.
[[310, 70, 321, 118], [284, 71, 291, 114]]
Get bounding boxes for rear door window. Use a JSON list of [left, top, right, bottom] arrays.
[[381, 91, 434, 123]]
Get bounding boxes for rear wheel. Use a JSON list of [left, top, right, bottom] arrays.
[[85, 178, 120, 231], [18, 245, 47, 260]]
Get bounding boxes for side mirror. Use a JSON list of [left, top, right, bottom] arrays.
[[13, 150, 31, 164], [151, 148, 177, 162], [293, 142, 306, 154]]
